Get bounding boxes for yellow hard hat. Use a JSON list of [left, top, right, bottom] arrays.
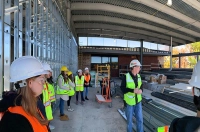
[[60, 66, 69, 72], [67, 71, 72, 76]]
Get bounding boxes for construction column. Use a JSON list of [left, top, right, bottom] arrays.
[[140, 40, 143, 71]]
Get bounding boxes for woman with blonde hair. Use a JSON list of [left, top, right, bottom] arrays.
[[0, 56, 49, 132]]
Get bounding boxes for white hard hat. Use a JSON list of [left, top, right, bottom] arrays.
[[129, 60, 142, 68], [10, 56, 48, 82], [189, 61, 200, 89], [85, 67, 89, 71], [42, 63, 52, 71], [78, 69, 82, 73]]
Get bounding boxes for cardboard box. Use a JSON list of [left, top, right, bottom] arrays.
[[150, 76, 157, 83], [158, 79, 166, 84], [159, 75, 167, 80]]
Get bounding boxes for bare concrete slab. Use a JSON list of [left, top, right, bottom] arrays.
[[51, 88, 126, 132]]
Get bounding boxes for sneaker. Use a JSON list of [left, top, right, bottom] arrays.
[[60, 115, 69, 121], [68, 107, 74, 112], [76, 101, 78, 105], [49, 124, 55, 130], [85, 97, 89, 100], [81, 101, 84, 105], [82, 99, 85, 101]]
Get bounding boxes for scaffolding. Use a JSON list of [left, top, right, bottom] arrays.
[[95, 64, 110, 88]]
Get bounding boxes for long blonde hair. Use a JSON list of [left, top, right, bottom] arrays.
[[15, 77, 48, 125]]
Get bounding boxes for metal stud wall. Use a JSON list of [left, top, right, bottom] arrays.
[[0, 0, 78, 97]]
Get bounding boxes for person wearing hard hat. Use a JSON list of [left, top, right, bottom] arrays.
[[42, 63, 55, 130], [56, 66, 71, 121], [75, 69, 85, 105], [0, 56, 49, 132], [120, 59, 143, 132], [157, 61, 200, 132], [84, 67, 91, 100], [67, 71, 75, 111]]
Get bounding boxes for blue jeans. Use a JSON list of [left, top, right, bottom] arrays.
[[84, 87, 89, 97], [59, 98, 65, 115], [126, 102, 143, 132]]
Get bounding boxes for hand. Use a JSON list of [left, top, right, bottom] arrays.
[[87, 83, 89, 85], [134, 88, 139, 93], [137, 89, 142, 94]]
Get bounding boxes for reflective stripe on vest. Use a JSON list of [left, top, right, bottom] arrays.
[[43, 83, 53, 120], [75, 76, 84, 91], [8, 106, 48, 132], [124, 73, 142, 106], [48, 83, 56, 102], [157, 126, 169, 132], [56, 75, 70, 95]]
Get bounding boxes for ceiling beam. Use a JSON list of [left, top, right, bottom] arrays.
[[182, 0, 200, 12], [71, 3, 200, 38], [72, 15, 196, 42], [74, 23, 186, 44], [131, 0, 200, 29], [77, 30, 180, 46]]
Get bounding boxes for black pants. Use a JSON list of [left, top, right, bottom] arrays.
[[76, 91, 84, 101], [67, 96, 71, 106]]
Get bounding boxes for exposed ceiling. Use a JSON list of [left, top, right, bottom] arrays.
[[68, 0, 200, 46]]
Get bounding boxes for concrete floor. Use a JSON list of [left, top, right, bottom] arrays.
[[51, 88, 127, 132]]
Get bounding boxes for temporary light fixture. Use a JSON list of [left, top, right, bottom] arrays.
[[167, 0, 172, 6]]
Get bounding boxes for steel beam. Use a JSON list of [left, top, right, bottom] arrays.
[[75, 23, 186, 44], [72, 15, 195, 42], [140, 40, 143, 71], [132, 0, 200, 29], [71, 3, 200, 38]]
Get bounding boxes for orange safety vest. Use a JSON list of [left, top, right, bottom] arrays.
[[7, 106, 48, 132], [84, 74, 91, 83]]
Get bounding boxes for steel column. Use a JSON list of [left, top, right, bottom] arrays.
[[169, 37, 173, 71], [140, 39, 143, 71]]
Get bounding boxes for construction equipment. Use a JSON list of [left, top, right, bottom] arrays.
[[95, 77, 112, 108], [95, 64, 110, 88]]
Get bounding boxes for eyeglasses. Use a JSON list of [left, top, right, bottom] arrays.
[[35, 76, 46, 85]]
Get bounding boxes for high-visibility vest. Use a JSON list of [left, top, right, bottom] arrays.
[[56, 75, 70, 95], [75, 75, 84, 91], [68, 79, 75, 96], [84, 74, 91, 83], [48, 83, 56, 102], [124, 73, 142, 106], [157, 126, 169, 132], [43, 83, 53, 121], [8, 106, 48, 132]]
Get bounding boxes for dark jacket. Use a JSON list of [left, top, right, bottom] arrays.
[[84, 73, 91, 87], [0, 91, 48, 132], [169, 116, 200, 132]]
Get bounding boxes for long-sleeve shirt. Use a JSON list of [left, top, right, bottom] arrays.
[[56, 76, 70, 101], [120, 71, 143, 94], [84, 74, 91, 87]]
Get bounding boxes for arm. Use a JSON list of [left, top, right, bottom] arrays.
[[58, 77, 69, 90], [68, 79, 75, 88], [0, 112, 34, 132]]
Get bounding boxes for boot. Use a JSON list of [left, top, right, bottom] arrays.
[[60, 115, 69, 121], [85, 96, 89, 100]]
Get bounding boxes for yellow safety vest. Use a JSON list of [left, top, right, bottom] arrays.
[[75, 75, 84, 91], [43, 83, 53, 120], [48, 83, 56, 102], [68, 79, 75, 96], [157, 126, 169, 132], [56, 75, 70, 95], [124, 73, 142, 106]]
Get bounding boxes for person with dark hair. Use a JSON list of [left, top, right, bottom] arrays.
[[120, 59, 143, 132], [158, 61, 200, 132], [67, 71, 75, 111]]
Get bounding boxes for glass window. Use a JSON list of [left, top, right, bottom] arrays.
[[102, 57, 109, 63], [79, 37, 87, 46], [111, 57, 118, 63], [158, 44, 169, 51], [91, 56, 101, 63], [128, 40, 140, 48], [88, 37, 104, 46], [116, 39, 127, 47]]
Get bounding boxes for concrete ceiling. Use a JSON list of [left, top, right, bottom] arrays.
[[69, 0, 200, 46]]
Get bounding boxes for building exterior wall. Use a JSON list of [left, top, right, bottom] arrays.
[[78, 53, 91, 71]]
